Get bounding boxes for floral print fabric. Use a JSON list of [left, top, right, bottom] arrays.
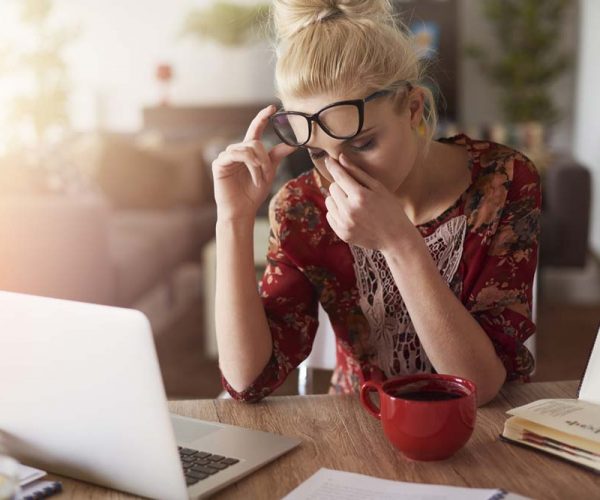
[[221, 134, 541, 402]]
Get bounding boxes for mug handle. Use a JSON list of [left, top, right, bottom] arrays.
[[360, 380, 382, 420]]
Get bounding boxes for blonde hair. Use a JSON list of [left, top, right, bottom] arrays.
[[269, 0, 438, 149]]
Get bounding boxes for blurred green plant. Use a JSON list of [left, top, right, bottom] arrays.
[[0, 0, 79, 146], [466, 0, 572, 124], [181, 1, 270, 47]]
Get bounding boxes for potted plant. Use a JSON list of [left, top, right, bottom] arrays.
[[181, 1, 270, 47], [178, 1, 274, 103], [466, 0, 573, 155]]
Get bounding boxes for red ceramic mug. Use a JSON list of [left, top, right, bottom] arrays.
[[360, 373, 477, 461]]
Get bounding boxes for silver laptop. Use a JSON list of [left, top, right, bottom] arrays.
[[0, 291, 300, 499]]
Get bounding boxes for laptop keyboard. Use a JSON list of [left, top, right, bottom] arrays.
[[178, 446, 240, 486]]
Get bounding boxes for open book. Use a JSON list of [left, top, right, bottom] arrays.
[[501, 328, 600, 473]]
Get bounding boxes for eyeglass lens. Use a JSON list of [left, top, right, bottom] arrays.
[[273, 104, 361, 146]]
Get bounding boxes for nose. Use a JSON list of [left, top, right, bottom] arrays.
[[307, 128, 343, 161]]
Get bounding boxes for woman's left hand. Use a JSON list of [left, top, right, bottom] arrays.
[[324, 154, 418, 252]]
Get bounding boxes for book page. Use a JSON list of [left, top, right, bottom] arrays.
[[580, 327, 600, 404], [503, 424, 600, 472], [505, 416, 600, 454], [283, 468, 530, 500], [507, 399, 600, 444]]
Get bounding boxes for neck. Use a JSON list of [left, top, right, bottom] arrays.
[[394, 137, 433, 225], [395, 139, 471, 227]]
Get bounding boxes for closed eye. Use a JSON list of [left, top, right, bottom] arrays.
[[308, 150, 327, 160], [308, 138, 375, 161]]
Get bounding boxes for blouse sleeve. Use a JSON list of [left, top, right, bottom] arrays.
[[221, 190, 320, 402], [465, 155, 541, 382]]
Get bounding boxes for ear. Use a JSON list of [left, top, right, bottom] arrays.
[[408, 87, 426, 129]]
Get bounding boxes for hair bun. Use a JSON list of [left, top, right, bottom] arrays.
[[272, 0, 394, 40]]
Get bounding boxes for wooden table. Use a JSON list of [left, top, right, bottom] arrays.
[[49, 381, 599, 499]]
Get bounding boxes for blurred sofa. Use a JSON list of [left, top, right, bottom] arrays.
[[0, 133, 217, 334], [539, 158, 592, 268]]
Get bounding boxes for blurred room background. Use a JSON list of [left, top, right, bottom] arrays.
[[0, 0, 598, 399]]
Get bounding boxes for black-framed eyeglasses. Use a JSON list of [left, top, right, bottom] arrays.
[[269, 83, 410, 147]]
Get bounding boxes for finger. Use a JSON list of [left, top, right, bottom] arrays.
[[244, 104, 277, 143], [247, 140, 273, 180], [264, 142, 297, 183], [325, 208, 338, 231], [314, 163, 333, 186], [226, 144, 262, 166], [229, 141, 272, 184], [214, 148, 262, 172], [324, 194, 346, 236], [325, 157, 363, 196], [217, 150, 264, 187], [325, 210, 345, 241], [268, 142, 297, 168], [246, 161, 264, 187], [247, 140, 270, 163], [328, 182, 350, 216], [329, 181, 347, 200], [338, 153, 381, 191], [247, 165, 262, 187], [324, 194, 339, 215]]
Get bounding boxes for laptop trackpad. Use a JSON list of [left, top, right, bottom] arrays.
[[170, 414, 221, 443]]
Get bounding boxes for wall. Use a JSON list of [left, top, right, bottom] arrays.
[[459, 0, 579, 151], [67, 0, 276, 131], [0, 0, 276, 134], [574, 0, 600, 254], [0, 0, 581, 146], [65, 0, 579, 145]]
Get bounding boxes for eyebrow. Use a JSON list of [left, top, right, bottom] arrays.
[[306, 126, 376, 152]]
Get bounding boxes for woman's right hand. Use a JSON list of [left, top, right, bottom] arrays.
[[212, 104, 297, 222]]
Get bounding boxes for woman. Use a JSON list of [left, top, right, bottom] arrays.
[[212, 0, 540, 406]]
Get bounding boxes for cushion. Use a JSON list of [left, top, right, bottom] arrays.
[[135, 132, 213, 206], [95, 134, 177, 209], [108, 225, 166, 307], [111, 209, 194, 270]]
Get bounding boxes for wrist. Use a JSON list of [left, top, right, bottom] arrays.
[[216, 216, 256, 240], [380, 226, 427, 263]]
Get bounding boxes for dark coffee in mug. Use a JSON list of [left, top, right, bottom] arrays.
[[389, 390, 462, 401]]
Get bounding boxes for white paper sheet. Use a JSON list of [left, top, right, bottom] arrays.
[[17, 463, 46, 486], [579, 327, 600, 404], [283, 469, 530, 500]]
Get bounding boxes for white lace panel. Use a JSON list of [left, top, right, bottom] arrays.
[[349, 215, 467, 378]]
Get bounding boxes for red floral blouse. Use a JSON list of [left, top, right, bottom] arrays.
[[222, 134, 541, 402]]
